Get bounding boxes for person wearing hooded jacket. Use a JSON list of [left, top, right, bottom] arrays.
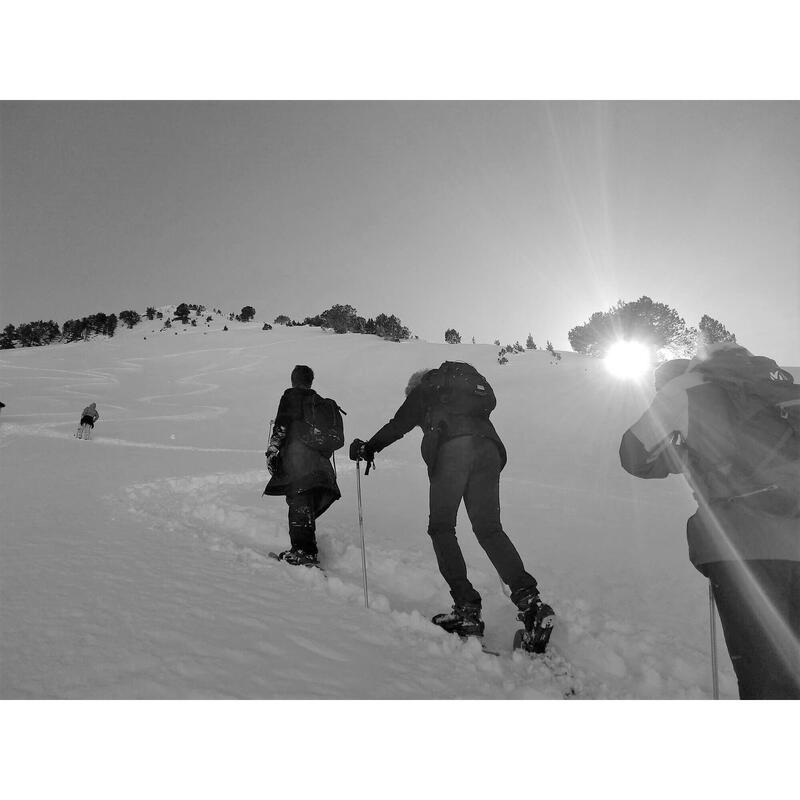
[[77, 402, 99, 438], [81, 402, 99, 426], [263, 365, 341, 567], [619, 343, 800, 699], [350, 364, 554, 647]]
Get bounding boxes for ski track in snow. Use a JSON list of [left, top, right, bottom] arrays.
[[118, 467, 718, 699], [119, 468, 588, 698], [0, 344, 289, 451]]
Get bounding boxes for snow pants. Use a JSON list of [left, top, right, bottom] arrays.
[[427, 435, 538, 609], [286, 490, 321, 555], [706, 559, 800, 699]]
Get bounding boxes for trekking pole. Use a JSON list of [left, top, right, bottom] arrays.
[[708, 581, 720, 700], [355, 460, 369, 608]]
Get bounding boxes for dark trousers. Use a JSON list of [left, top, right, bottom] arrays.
[[286, 491, 319, 555], [80, 415, 95, 427], [427, 436, 538, 608], [707, 559, 800, 699]]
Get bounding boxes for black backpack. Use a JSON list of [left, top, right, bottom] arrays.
[[690, 347, 800, 514], [420, 361, 496, 418], [296, 393, 346, 457]]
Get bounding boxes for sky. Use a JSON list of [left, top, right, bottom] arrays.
[[1, 100, 799, 363]]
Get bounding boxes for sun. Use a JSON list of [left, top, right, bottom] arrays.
[[605, 340, 652, 380]]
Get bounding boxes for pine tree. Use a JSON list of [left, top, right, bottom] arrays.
[[698, 315, 736, 347], [0, 324, 17, 349], [568, 296, 692, 358], [120, 310, 141, 328]]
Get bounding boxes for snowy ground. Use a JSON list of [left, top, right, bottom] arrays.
[[2, 317, 794, 699]]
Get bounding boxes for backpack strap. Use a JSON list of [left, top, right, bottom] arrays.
[[750, 424, 795, 475]]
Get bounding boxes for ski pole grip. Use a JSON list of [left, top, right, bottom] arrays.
[[349, 438, 364, 461]]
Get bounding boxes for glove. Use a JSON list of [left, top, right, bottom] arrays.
[[349, 438, 374, 462], [266, 445, 281, 476], [349, 438, 376, 474]]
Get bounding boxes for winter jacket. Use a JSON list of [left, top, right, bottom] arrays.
[[263, 387, 341, 517], [81, 404, 99, 422], [620, 369, 799, 570], [367, 380, 507, 476]]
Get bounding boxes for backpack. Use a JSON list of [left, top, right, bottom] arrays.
[[296, 393, 346, 457], [420, 362, 496, 418], [689, 346, 800, 515]]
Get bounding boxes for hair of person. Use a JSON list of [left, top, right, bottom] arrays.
[[291, 365, 314, 388], [695, 341, 751, 361]]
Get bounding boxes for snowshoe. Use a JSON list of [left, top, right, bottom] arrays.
[[431, 604, 485, 639], [513, 594, 555, 654], [269, 549, 321, 569]]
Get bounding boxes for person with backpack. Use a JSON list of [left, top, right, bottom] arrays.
[[350, 362, 555, 652], [619, 343, 800, 699], [264, 365, 343, 567], [76, 402, 99, 439]]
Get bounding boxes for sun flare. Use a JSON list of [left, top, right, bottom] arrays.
[[605, 340, 652, 380]]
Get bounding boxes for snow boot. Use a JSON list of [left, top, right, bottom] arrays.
[[514, 591, 555, 654], [432, 604, 485, 638], [277, 548, 320, 568]]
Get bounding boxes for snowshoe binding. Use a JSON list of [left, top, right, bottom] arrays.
[[432, 604, 485, 639], [513, 593, 555, 654], [269, 549, 321, 569]]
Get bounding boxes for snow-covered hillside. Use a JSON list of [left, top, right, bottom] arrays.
[[2, 318, 794, 699]]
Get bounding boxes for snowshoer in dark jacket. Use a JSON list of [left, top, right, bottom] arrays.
[[620, 343, 800, 699], [264, 365, 341, 567], [76, 402, 99, 439], [350, 363, 554, 650]]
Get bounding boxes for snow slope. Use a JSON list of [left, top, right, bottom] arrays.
[[2, 319, 793, 699]]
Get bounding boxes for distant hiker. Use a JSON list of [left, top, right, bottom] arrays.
[[264, 365, 343, 567], [350, 361, 555, 652], [76, 402, 99, 440], [620, 343, 800, 699]]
